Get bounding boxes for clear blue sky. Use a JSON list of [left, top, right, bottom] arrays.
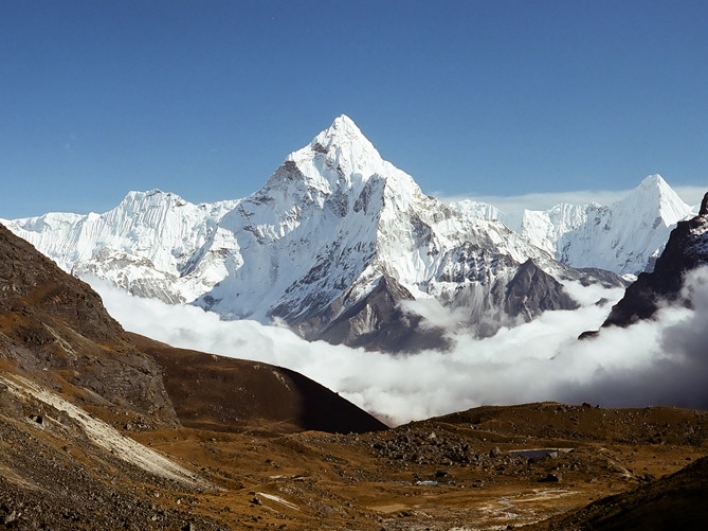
[[2, 0, 707, 218]]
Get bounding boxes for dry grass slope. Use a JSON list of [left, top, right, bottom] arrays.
[[2, 223, 708, 530]]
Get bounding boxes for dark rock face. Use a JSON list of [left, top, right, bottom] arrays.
[[603, 192, 708, 328], [505, 260, 580, 320], [296, 257, 603, 352], [307, 274, 451, 353]]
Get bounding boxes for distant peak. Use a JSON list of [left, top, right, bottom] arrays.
[[619, 174, 692, 223], [638, 174, 669, 190], [631, 174, 681, 204]]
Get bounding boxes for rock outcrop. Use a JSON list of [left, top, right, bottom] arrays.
[[602, 191, 708, 328]]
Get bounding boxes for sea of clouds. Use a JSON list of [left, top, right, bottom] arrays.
[[88, 268, 708, 426]]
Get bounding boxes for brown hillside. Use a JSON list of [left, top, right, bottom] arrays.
[[522, 455, 708, 531], [130, 332, 388, 435], [0, 224, 177, 427]]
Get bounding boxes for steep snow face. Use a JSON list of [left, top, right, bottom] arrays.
[[194, 115, 556, 326], [452, 175, 694, 275], [2, 191, 239, 303], [197, 116, 391, 321], [555, 175, 693, 274]]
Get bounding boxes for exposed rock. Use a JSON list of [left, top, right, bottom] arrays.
[[303, 274, 451, 353], [602, 191, 708, 328], [504, 260, 579, 320]]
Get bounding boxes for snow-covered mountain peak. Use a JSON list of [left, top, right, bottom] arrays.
[[619, 174, 689, 222], [279, 115, 415, 194], [253, 115, 422, 218], [628, 174, 672, 206], [451, 173, 695, 275], [638, 173, 669, 191], [310, 114, 374, 155]]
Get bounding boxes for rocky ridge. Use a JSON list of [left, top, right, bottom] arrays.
[[603, 192, 708, 328]]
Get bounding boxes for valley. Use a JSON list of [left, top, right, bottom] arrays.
[[3, 356, 708, 530]]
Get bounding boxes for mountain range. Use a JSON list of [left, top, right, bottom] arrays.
[[452, 173, 694, 275], [0, 116, 695, 351], [3, 117, 708, 530]]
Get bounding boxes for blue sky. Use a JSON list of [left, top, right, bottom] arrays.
[[1, 0, 707, 218]]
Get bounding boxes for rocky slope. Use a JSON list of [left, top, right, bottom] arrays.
[[0, 223, 177, 427], [3, 116, 623, 352], [602, 192, 708, 328], [523, 454, 708, 531]]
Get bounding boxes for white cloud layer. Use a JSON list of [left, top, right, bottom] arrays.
[[88, 271, 708, 426]]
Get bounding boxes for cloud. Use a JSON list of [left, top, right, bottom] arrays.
[[88, 272, 708, 426], [555, 267, 708, 409]]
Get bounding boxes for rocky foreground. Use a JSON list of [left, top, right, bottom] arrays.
[[2, 219, 708, 530], [2, 389, 708, 530]]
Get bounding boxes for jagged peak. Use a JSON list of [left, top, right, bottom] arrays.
[[264, 115, 425, 203], [313, 115, 372, 149], [284, 115, 381, 168], [699, 192, 708, 216]]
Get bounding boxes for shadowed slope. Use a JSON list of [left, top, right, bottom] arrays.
[[523, 456, 708, 531], [129, 333, 389, 435]]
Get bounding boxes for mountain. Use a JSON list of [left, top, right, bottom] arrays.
[[3, 116, 621, 352], [2, 190, 240, 304], [601, 192, 708, 328], [452, 174, 695, 276]]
